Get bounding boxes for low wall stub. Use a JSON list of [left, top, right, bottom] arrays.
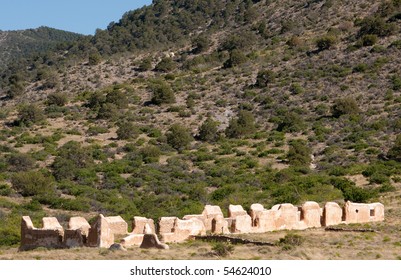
[[64, 229, 85, 248], [202, 205, 224, 232], [301, 201, 322, 228], [272, 204, 300, 230], [228, 205, 248, 218], [68, 217, 91, 237], [159, 218, 206, 243], [104, 216, 128, 236], [42, 217, 63, 231], [158, 217, 177, 234], [140, 234, 169, 249], [210, 216, 230, 234], [250, 204, 264, 225], [231, 214, 252, 233], [253, 210, 276, 232], [369, 203, 384, 222], [121, 234, 145, 247], [344, 201, 372, 224], [323, 202, 343, 226], [87, 214, 114, 248], [132, 217, 155, 234]]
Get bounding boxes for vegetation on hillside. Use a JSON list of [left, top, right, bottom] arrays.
[[1, 0, 401, 249]]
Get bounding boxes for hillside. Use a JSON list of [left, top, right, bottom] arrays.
[[1, 0, 401, 259], [0, 26, 84, 70]]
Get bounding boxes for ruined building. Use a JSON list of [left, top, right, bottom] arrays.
[[20, 201, 384, 250]]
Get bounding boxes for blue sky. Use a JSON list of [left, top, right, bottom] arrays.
[[0, 0, 152, 35]]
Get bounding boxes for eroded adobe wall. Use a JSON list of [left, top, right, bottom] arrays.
[[20, 216, 64, 251], [104, 216, 128, 236], [87, 214, 114, 248], [20, 201, 385, 249], [343, 201, 385, 224]]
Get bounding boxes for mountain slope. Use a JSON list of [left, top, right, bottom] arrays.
[[1, 0, 401, 256], [0, 26, 84, 69]]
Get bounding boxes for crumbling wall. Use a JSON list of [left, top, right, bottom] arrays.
[[201, 205, 230, 234], [20, 201, 385, 250], [120, 218, 155, 248], [68, 217, 91, 236], [20, 216, 64, 251], [159, 217, 206, 243], [323, 202, 343, 226], [271, 203, 300, 230], [87, 214, 114, 248], [131, 216, 155, 234], [343, 201, 385, 224], [250, 205, 277, 233], [140, 234, 169, 249], [121, 234, 145, 247], [228, 205, 252, 233], [64, 229, 86, 248], [104, 216, 128, 235], [369, 203, 385, 222], [300, 201, 322, 228], [64, 216, 91, 248]]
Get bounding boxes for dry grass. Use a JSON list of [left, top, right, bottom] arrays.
[[1, 214, 401, 260]]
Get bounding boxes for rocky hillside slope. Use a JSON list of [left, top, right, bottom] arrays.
[[1, 0, 401, 251]]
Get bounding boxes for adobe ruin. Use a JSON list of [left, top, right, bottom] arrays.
[[19, 201, 385, 251]]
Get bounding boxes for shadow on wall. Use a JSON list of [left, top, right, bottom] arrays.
[[20, 201, 384, 251]]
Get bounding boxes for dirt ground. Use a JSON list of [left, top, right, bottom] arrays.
[[1, 218, 400, 260]]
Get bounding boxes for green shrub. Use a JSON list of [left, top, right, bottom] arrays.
[[290, 83, 304, 95], [331, 97, 360, 118], [37, 196, 91, 212], [211, 242, 234, 257], [391, 75, 401, 91], [166, 124, 193, 151], [287, 140, 311, 166], [379, 183, 396, 193], [0, 216, 20, 246], [358, 16, 396, 37], [224, 49, 247, 68], [278, 233, 304, 246], [387, 135, 401, 161], [225, 111, 256, 138], [139, 145, 161, 163], [276, 112, 306, 133], [138, 57, 152, 71], [87, 91, 106, 109], [149, 80, 175, 105], [105, 89, 128, 109], [389, 40, 401, 49], [47, 92, 68, 106], [97, 103, 118, 120], [0, 184, 12, 196], [353, 63, 368, 73], [255, 70, 276, 88], [116, 122, 140, 140], [198, 117, 219, 142], [11, 171, 55, 196], [330, 177, 376, 203], [155, 57, 176, 72], [360, 34, 378, 46], [17, 104, 45, 126], [316, 35, 337, 50], [88, 51, 102, 65], [6, 153, 35, 172], [52, 141, 93, 181], [192, 35, 210, 54]]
